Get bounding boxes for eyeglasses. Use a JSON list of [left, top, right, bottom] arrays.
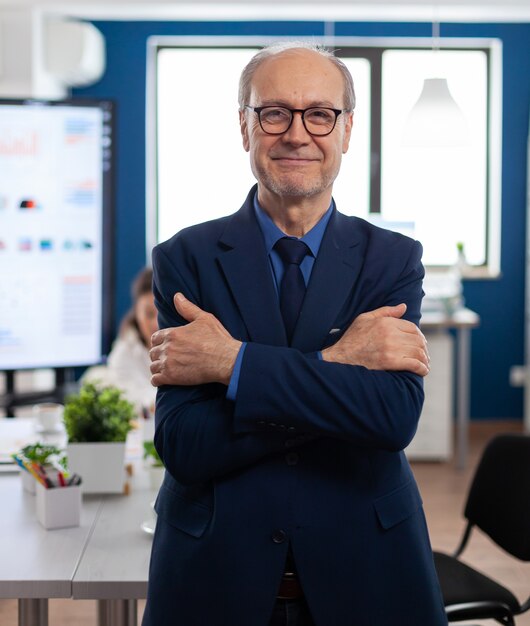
[[245, 105, 347, 137]]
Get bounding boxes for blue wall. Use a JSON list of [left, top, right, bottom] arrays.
[[73, 20, 530, 420]]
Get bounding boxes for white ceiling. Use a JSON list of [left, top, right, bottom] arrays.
[[1, 0, 529, 23]]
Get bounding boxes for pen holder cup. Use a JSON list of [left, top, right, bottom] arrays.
[[21, 469, 36, 495], [35, 482, 81, 529]]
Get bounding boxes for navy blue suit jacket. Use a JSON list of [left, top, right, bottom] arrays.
[[143, 187, 447, 626]]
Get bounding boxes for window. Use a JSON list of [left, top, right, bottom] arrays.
[[149, 37, 501, 272], [156, 47, 257, 240], [381, 49, 489, 266]]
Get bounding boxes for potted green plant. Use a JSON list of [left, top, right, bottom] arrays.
[[64, 382, 134, 494], [143, 441, 165, 490], [15, 443, 66, 494]]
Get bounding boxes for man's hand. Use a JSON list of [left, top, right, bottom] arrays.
[[321, 303, 430, 376], [150, 293, 242, 387]]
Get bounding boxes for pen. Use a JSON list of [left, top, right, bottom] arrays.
[[31, 462, 54, 488], [11, 454, 27, 472], [67, 474, 82, 486], [21, 459, 48, 488], [11, 454, 41, 483], [51, 459, 69, 477]]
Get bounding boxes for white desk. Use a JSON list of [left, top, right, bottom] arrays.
[[0, 474, 103, 626], [0, 474, 154, 626], [0, 420, 154, 626], [420, 308, 480, 470], [72, 479, 153, 626]]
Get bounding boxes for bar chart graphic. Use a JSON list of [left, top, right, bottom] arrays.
[[0, 131, 39, 156]]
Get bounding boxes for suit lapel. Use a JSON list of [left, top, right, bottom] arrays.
[[291, 210, 365, 353], [217, 188, 287, 346], [216, 191, 366, 351]]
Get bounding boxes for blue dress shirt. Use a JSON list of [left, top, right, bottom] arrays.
[[226, 195, 333, 400]]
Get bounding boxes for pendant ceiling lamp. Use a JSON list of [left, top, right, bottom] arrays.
[[402, 21, 468, 148]]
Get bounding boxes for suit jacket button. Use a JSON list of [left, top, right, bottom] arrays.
[[271, 529, 287, 544], [285, 452, 299, 466]]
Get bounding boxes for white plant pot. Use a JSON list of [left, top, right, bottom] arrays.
[[148, 465, 165, 491], [67, 442, 126, 494]]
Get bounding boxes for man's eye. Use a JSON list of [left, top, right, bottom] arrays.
[[307, 109, 334, 124], [263, 108, 290, 123]]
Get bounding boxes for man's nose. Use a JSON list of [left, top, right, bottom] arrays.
[[281, 111, 311, 144]]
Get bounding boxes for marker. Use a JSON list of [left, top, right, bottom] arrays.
[[67, 473, 82, 486], [22, 459, 48, 488], [31, 462, 54, 488]]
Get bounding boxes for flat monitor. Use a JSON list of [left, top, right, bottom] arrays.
[[0, 98, 114, 370]]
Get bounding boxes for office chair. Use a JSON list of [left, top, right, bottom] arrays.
[[433, 433, 530, 625]]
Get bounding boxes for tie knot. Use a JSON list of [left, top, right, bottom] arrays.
[[274, 237, 310, 266]]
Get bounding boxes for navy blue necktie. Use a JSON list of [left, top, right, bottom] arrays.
[[274, 237, 310, 344]]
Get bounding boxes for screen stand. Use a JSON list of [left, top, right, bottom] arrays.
[[1, 368, 74, 417]]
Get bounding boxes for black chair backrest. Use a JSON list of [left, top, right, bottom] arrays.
[[464, 433, 530, 561]]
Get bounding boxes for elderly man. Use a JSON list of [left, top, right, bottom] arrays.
[[142, 42, 447, 626]]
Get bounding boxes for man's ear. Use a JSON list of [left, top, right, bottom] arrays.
[[239, 110, 250, 152], [342, 111, 354, 154]]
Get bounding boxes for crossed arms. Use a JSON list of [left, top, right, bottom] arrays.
[[149, 294, 429, 387]]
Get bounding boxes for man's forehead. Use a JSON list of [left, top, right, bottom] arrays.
[[249, 49, 344, 105], [256, 48, 338, 76]]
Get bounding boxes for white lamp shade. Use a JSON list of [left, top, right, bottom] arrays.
[[402, 78, 468, 147]]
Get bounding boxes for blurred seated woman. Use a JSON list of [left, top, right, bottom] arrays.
[[82, 267, 157, 415]]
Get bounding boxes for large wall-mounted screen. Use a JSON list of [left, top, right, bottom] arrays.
[[0, 99, 114, 370]]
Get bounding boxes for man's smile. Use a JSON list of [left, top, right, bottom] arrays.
[[271, 156, 320, 164]]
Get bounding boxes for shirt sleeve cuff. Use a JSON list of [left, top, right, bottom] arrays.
[[226, 342, 247, 401]]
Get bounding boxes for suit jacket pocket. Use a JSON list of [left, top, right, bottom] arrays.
[[155, 482, 213, 538], [373, 479, 423, 530]]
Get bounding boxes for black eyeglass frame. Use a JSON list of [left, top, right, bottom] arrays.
[[245, 105, 349, 137]]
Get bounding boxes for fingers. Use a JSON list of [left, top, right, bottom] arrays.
[[402, 339, 430, 376], [150, 329, 164, 347], [150, 327, 178, 348], [173, 292, 205, 322], [150, 366, 166, 387], [149, 329, 178, 367], [150, 371, 168, 387], [149, 343, 162, 362], [396, 334, 430, 369], [362, 303, 407, 320], [149, 344, 163, 387], [149, 357, 163, 387], [402, 358, 430, 377], [149, 343, 175, 387]]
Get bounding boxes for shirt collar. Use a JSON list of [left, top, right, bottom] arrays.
[[253, 193, 334, 258]]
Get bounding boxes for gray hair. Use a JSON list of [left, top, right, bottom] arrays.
[[238, 41, 356, 112]]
